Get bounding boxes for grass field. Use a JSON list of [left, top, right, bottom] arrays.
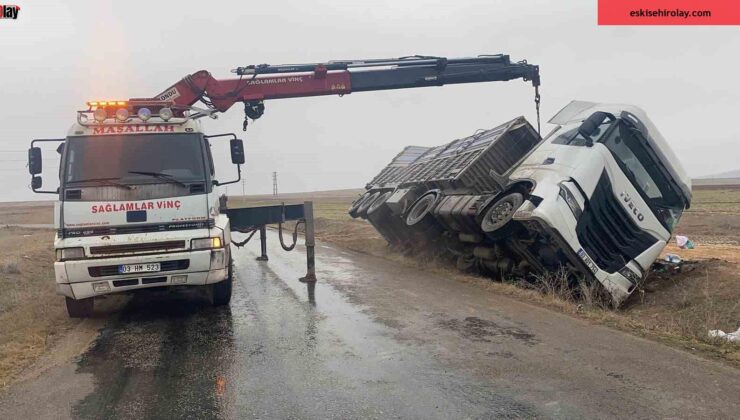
[[0, 227, 75, 388], [0, 184, 737, 386]]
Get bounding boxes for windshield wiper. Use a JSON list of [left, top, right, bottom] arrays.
[[67, 177, 133, 190], [127, 171, 187, 188]]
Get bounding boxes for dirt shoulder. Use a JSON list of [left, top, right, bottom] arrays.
[[0, 227, 76, 388], [0, 221, 124, 389], [0, 202, 55, 226]]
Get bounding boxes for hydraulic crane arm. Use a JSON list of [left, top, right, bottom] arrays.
[[136, 54, 541, 131]]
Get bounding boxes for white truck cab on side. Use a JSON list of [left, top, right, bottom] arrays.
[[29, 103, 246, 317], [509, 101, 692, 303]]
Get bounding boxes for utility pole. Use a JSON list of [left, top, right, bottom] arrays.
[[272, 172, 278, 197]]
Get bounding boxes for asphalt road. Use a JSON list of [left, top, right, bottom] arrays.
[[1, 231, 738, 419]]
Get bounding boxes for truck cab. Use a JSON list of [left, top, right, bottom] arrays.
[[28, 101, 245, 317], [508, 100, 692, 303]]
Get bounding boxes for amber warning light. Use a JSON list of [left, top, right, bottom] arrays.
[[87, 101, 127, 108], [85, 100, 175, 123]]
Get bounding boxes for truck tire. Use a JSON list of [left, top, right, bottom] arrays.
[[65, 297, 93, 318], [212, 257, 233, 306], [479, 192, 523, 238]]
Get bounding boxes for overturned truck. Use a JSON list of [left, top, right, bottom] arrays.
[[350, 101, 692, 305]]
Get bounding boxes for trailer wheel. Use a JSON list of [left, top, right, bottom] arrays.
[[65, 297, 94, 318], [356, 191, 381, 219], [212, 257, 233, 306], [405, 191, 440, 226], [480, 192, 523, 237], [348, 191, 373, 218]]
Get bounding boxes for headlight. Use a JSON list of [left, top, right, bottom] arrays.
[[559, 184, 583, 219], [191, 236, 223, 250], [619, 266, 642, 285], [55, 247, 85, 261]]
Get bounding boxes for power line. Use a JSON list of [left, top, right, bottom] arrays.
[[272, 172, 278, 196]]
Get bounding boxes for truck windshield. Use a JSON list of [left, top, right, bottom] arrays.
[[64, 134, 206, 186], [601, 122, 685, 231]]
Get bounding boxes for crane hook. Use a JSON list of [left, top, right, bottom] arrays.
[[243, 101, 265, 132]]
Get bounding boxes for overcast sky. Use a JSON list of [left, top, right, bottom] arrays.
[[1, 0, 738, 201]]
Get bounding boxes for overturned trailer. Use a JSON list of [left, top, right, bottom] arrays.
[[350, 101, 692, 306]]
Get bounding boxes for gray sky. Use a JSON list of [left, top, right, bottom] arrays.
[[1, 0, 739, 201]]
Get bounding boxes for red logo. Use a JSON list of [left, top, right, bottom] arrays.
[[91, 125, 176, 135], [599, 0, 740, 25], [0, 4, 20, 19]]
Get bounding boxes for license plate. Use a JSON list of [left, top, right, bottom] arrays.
[[577, 248, 599, 274], [118, 263, 160, 274]]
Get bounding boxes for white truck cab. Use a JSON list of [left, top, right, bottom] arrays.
[[29, 102, 246, 317], [508, 101, 692, 303]]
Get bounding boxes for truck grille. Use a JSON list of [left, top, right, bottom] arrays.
[[576, 172, 657, 273], [59, 219, 214, 238], [88, 259, 190, 277], [89, 240, 187, 256]]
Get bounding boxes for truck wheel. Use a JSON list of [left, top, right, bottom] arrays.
[[479, 192, 523, 238], [65, 297, 94, 318], [212, 257, 233, 306]]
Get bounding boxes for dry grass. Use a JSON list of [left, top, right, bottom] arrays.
[[0, 227, 78, 389], [0, 262, 20, 274], [0, 202, 54, 226], [677, 186, 740, 245]]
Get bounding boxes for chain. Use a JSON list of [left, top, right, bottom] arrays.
[[231, 228, 258, 247], [534, 85, 541, 135]]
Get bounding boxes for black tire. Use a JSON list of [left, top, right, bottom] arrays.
[[479, 192, 524, 238], [356, 191, 381, 219], [405, 191, 440, 226], [348, 192, 373, 218], [65, 297, 94, 318], [212, 257, 233, 306]]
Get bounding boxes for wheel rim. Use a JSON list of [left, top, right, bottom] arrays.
[[480, 192, 523, 233], [357, 192, 381, 216], [368, 191, 392, 215], [406, 192, 438, 226], [488, 201, 514, 225]]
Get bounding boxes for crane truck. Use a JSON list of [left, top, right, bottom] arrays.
[[27, 54, 542, 317]]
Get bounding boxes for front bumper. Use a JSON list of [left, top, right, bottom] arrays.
[[518, 196, 641, 306], [55, 248, 229, 300]]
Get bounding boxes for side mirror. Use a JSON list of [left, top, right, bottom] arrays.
[[230, 139, 245, 165], [31, 176, 42, 190], [28, 147, 42, 175], [578, 111, 614, 144]]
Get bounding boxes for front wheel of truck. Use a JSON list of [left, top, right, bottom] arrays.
[[479, 191, 524, 238], [212, 257, 233, 306], [65, 297, 94, 318]]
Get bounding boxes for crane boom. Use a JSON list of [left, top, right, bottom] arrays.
[[136, 54, 541, 130]]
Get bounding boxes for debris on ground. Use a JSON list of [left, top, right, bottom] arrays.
[[676, 235, 695, 249], [708, 327, 740, 343], [650, 257, 700, 277], [664, 254, 682, 264]]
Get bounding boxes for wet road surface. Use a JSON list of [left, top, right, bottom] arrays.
[[1, 231, 738, 419]]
